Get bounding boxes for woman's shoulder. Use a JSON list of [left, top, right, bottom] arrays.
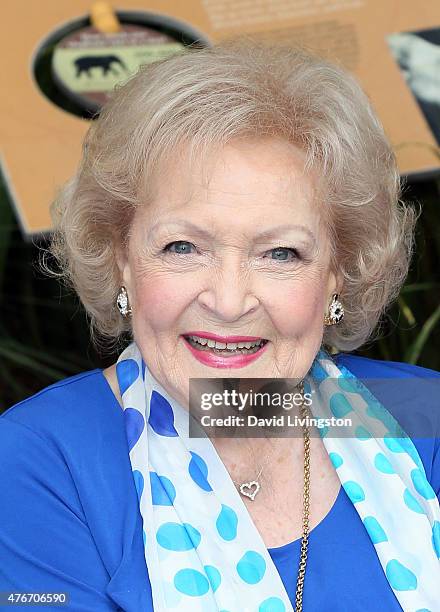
[[0, 370, 149, 609], [333, 352, 440, 430], [1, 368, 122, 444], [0, 368, 129, 486], [333, 351, 440, 379], [332, 352, 440, 432], [333, 352, 440, 495], [0, 366, 138, 533]]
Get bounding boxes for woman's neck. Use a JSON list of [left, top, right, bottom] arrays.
[[103, 362, 307, 491]]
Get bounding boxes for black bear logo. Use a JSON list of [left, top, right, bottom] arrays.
[[74, 54, 128, 77]]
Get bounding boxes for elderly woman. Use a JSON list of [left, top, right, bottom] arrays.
[[0, 40, 439, 612]]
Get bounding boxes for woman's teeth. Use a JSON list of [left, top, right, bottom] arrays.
[[185, 335, 267, 355]]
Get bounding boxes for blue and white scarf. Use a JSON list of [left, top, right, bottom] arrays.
[[116, 342, 440, 611]]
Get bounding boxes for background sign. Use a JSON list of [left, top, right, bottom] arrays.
[[2, 1, 440, 235], [52, 25, 185, 113]]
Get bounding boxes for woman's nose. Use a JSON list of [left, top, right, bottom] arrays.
[[197, 256, 259, 321]]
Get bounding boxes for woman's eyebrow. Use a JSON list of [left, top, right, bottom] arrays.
[[148, 220, 316, 243], [256, 224, 316, 243], [148, 220, 212, 239]]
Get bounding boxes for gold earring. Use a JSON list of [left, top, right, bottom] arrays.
[[324, 293, 344, 326], [116, 286, 132, 317]]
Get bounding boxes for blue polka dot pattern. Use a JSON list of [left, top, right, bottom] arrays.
[[389, 422, 408, 438], [329, 452, 343, 469], [383, 434, 424, 471], [174, 568, 210, 596], [355, 425, 372, 441], [411, 468, 435, 500], [124, 408, 145, 452], [302, 380, 312, 395], [403, 488, 425, 514], [432, 521, 440, 558], [383, 434, 405, 453], [386, 559, 418, 591], [148, 391, 178, 437], [156, 522, 201, 551], [363, 516, 388, 543], [188, 451, 213, 492], [216, 504, 238, 541], [399, 437, 425, 472], [132, 469, 144, 502], [309, 360, 327, 381], [236, 551, 266, 584], [366, 401, 395, 430], [117, 343, 440, 612], [204, 565, 221, 592], [337, 376, 359, 393], [116, 359, 140, 395], [329, 393, 353, 418], [374, 453, 395, 474], [150, 472, 176, 506], [318, 425, 329, 438], [343, 481, 365, 503], [258, 596, 286, 612]]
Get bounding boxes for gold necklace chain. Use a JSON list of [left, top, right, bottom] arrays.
[[295, 397, 311, 612]]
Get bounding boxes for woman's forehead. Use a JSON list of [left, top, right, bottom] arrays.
[[138, 136, 323, 217]]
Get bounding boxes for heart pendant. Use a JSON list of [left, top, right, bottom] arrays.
[[239, 481, 260, 501]]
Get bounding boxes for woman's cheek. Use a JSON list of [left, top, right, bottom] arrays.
[[133, 277, 192, 327], [271, 282, 324, 335]]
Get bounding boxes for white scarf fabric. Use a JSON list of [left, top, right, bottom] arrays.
[[116, 342, 440, 611]]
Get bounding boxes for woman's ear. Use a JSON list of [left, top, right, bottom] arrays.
[[334, 269, 344, 296], [327, 268, 344, 299], [115, 242, 132, 294]]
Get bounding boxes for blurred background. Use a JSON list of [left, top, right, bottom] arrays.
[[1, 2, 440, 412]]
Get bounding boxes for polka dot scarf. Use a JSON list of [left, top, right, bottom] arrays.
[[116, 342, 440, 611]]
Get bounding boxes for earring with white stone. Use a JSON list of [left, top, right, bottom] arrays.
[[324, 293, 344, 326], [116, 286, 132, 317]]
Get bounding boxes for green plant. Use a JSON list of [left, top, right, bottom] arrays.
[[0, 170, 117, 411], [358, 178, 440, 367]]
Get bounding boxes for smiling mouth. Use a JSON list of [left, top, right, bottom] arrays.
[[183, 335, 269, 356]]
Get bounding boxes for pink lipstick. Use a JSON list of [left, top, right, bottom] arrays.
[[181, 332, 269, 369]]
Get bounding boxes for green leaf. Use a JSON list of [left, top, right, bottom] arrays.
[[0, 345, 67, 380], [397, 296, 416, 326], [401, 282, 440, 294], [404, 302, 440, 365], [0, 338, 89, 373]]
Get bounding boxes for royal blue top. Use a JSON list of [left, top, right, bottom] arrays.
[[0, 353, 439, 611]]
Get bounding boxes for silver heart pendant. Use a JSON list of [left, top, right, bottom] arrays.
[[239, 481, 260, 501]]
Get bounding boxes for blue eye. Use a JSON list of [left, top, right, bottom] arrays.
[[161, 242, 300, 261], [268, 247, 300, 262], [163, 240, 196, 255]]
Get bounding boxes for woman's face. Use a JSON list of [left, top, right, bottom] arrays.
[[118, 136, 341, 407]]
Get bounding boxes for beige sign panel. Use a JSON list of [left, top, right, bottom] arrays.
[[1, 1, 440, 235]]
